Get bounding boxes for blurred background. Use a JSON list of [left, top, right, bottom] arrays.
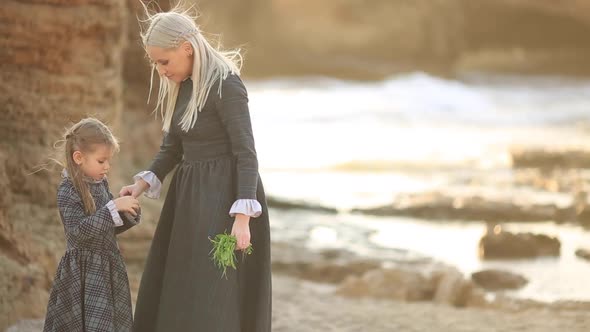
[[3, 0, 590, 331]]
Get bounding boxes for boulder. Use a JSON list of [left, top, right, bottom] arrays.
[[337, 268, 435, 302], [471, 269, 528, 290], [479, 228, 560, 259]]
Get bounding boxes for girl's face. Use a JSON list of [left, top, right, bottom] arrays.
[[146, 42, 194, 83], [73, 145, 114, 181]]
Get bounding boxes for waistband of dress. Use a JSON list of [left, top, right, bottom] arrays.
[[182, 141, 233, 161]]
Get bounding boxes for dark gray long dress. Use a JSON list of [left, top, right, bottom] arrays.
[[133, 74, 271, 332]]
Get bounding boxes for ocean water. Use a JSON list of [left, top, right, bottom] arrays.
[[246, 72, 590, 301]]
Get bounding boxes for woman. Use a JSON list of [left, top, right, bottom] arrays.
[[119, 5, 271, 332]]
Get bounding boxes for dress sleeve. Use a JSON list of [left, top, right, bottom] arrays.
[[57, 185, 116, 242], [106, 200, 124, 226], [147, 131, 184, 183], [104, 180, 141, 234], [215, 75, 260, 200], [229, 199, 262, 218], [133, 170, 162, 199]]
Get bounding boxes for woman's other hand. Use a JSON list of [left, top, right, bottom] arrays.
[[231, 214, 251, 251]]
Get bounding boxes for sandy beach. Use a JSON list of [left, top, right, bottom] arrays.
[[7, 272, 590, 332], [272, 275, 590, 332]]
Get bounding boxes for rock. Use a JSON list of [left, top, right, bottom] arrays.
[[118, 240, 152, 265], [270, 242, 383, 284], [118, 223, 156, 265], [336, 268, 435, 302], [575, 248, 590, 261], [432, 267, 474, 307], [269, 0, 590, 79], [272, 261, 380, 284], [0, 256, 49, 331], [464, 287, 489, 308], [353, 192, 557, 222], [471, 269, 528, 290], [479, 228, 560, 259], [5, 319, 43, 332], [575, 206, 590, 228], [511, 149, 590, 170]]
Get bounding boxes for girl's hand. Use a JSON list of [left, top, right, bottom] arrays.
[[119, 179, 150, 198], [231, 214, 251, 251], [114, 196, 140, 216]]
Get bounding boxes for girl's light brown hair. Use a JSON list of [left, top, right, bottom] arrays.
[[62, 118, 119, 214]]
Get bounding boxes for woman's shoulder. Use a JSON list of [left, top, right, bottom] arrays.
[[217, 73, 247, 101]]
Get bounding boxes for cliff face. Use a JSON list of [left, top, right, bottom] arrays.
[[0, 0, 127, 329], [262, 0, 590, 78], [124, 0, 590, 84]]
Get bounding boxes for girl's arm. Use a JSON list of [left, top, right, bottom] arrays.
[[114, 210, 141, 235], [57, 185, 117, 242], [105, 180, 141, 234]]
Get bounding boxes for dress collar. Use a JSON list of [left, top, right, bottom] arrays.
[[61, 169, 105, 184]]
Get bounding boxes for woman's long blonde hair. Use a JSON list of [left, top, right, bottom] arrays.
[[62, 118, 119, 214], [140, 3, 242, 132]]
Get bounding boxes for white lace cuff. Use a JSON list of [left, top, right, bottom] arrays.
[[106, 200, 124, 226], [133, 170, 162, 199], [229, 199, 262, 218]]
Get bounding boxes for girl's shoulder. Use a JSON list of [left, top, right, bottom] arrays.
[[57, 178, 80, 203]]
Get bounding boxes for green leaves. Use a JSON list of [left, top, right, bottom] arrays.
[[209, 232, 253, 279]]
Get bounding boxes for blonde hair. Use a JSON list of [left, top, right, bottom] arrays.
[[62, 118, 120, 214], [140, 3, 242, 132]]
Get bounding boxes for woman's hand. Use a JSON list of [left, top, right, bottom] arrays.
[[119, 179, 150, 198], [231, 214, 251, 251], [113, 196, 140, 216]]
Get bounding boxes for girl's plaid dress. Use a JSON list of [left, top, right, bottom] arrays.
[[43, 173, 139, 332]]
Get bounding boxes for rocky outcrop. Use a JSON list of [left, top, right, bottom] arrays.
[[271, 242, 481, 308], [336, 265, 479, 307], [479, 227, 560, 259], [268, 0, 590, 79], [471, 269, 528, 290], [511, 149, 590, 170], [432, 267, 475, 307], [353, 192, 559, 222], [123, 0, 590, 80], [0, 0, 127, 329], [337, 268, 435, 302], [353, 189, 590, 227], [575, 248, 590, 262], [272, 261, 380, 284]]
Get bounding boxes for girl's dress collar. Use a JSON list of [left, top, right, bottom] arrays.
[[61, 169, 105, 184]]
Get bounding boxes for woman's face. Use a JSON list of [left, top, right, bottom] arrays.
[[146, 42, 193, 83]]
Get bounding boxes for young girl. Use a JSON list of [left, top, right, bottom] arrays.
[[43, 118, 141, 332], [119, 4, 271, 332]]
